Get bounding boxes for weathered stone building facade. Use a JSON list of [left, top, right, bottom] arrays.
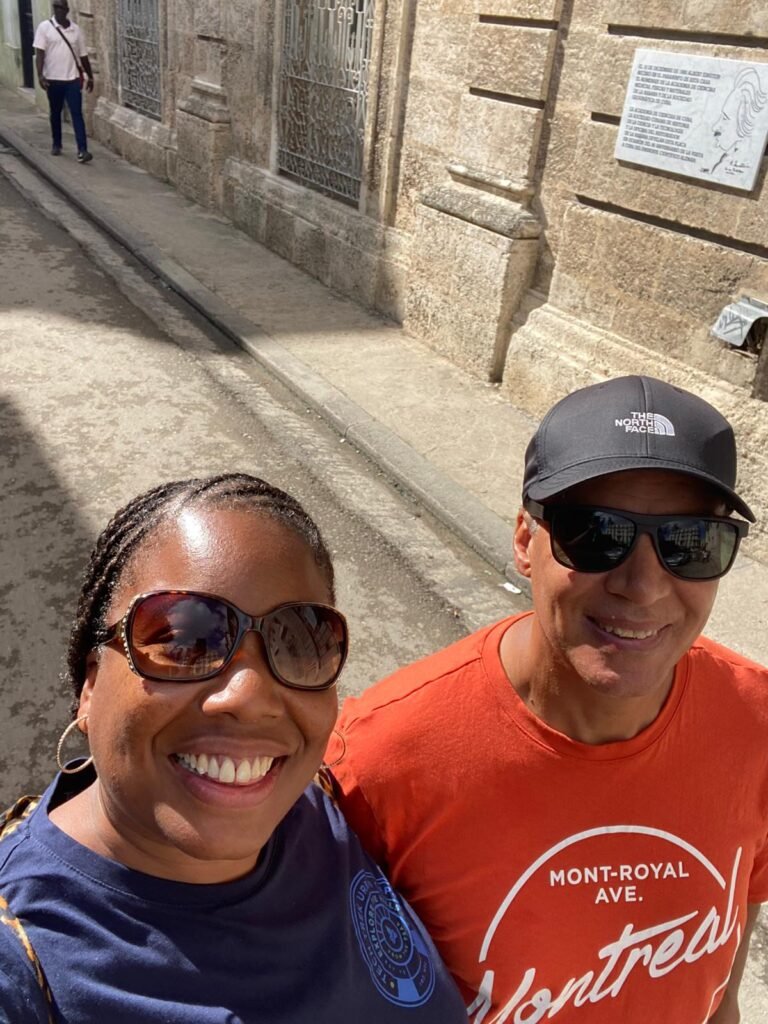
[[0, 1, 45, 90], [4, 2, 768, 522]]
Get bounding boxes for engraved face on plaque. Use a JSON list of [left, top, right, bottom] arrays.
[[615, 49, 768, 192]]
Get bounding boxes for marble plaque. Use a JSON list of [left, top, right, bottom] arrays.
[[615, 49, 768, 192]]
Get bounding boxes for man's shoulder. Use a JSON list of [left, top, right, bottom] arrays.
[[337, 615, 519, 730], [690, 634, 768, 679], [33, 20, 54, 40], [688, 634, 768, 715], [36, 19, 80, 33]]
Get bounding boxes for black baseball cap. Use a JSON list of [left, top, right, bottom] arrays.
[[522, 375, 755, 522]]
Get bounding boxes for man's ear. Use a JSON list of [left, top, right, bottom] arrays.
[[513, 509, 534, 579]]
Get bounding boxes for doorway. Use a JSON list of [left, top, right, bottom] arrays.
[[18, 0, 34, 88]]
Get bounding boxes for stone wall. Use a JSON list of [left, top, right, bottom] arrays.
[[499, 1, 768, 525], [397, 0, 558, 376], [74, 0, 768, 536], [505, 1, 768, 401], [1, 0, 57, 97], [77, 0, 177, 182], [0, 0, 22, 88], [77, 0, 553, 356]]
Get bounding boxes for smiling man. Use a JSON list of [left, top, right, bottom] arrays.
[[328, 375, 768, 1024]]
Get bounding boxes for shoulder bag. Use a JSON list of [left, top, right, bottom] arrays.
[[0, 796, 55, 1023]]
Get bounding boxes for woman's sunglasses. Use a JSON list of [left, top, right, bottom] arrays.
[[525, 500, 749, 581], [94, 590, 348, 690]]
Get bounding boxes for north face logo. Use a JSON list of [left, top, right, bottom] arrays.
[[614, 411, 676, 435]]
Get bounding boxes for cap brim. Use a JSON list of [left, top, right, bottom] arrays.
[[526, 457, 756, 523]]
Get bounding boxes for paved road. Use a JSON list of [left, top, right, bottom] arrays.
[[0, 169, 519, 800], [1, 163, 766, 1020]]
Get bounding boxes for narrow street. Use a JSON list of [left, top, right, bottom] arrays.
[[0, 168, 518, 801]]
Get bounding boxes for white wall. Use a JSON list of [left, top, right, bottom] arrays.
[[1, 0, 20, 48]]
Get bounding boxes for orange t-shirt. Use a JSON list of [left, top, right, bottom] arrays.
[[328, 613, 768, 1023]]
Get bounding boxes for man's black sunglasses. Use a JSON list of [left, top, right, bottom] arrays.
[[94, 590, 348, 690], [525, 500, 749, 581]]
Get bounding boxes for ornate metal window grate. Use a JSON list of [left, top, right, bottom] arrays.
[[277, 0, 376, 205], [116, 0, 161, 121]]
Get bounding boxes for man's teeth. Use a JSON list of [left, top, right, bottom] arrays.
[[175, 753, 275, 785], [599, 622, 658, 640]]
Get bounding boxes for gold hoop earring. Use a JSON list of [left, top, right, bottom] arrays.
[[323, 728, 346, 768], [56, 715, 93, 775]]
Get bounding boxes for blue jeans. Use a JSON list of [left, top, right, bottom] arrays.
[[47, 79, 88, 152]]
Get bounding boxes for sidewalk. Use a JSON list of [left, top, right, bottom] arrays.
[[1, 86, 767, 666]]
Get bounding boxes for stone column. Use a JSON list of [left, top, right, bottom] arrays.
[[70, 0, 97, 130], [176, 2, 232, 208], [0, 0, 22, 89], [407, 189, 540, 380], [402, 1, 560, 379]]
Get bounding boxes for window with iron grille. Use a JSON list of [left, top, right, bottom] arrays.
[[117, 0, 161, 121], [277, 0, 376, 205]]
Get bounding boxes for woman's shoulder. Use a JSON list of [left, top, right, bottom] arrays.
[[0, 778, 64, 865], [0, 779, 82, 907], [287, 775, 352, 845], [295, 773, 367, 851], [0, 794, 41, 877]]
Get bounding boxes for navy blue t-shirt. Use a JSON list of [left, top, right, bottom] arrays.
[[0, 773, 466, 1023]]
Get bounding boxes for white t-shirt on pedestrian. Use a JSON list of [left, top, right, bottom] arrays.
[[33, 18, 87, 81]]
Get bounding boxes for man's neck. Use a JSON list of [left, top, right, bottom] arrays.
[[53, 16, 71, 28], [499, 615, 676, 744]]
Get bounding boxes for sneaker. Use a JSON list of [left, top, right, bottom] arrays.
[[77, 150, 92, 164], [51, 145, 61, 156]]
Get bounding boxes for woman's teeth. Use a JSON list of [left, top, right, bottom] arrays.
[[599, 622, 658, 640], [175, 752, 275, 785]]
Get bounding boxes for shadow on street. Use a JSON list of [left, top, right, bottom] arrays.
[[0, 395, 93, 801]]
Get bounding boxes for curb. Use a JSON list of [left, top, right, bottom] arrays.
[[0, 120, 527, 591]]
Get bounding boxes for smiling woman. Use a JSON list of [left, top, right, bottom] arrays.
[[0, 474, 466, 1023]]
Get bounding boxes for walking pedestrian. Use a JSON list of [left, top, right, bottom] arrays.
[[34, 1, 94, 163], [328, 375, 768, 1024]]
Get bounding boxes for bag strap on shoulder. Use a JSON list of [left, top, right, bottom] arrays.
[[49, 18, 83, 75], [313, 765, 340, 802], [0, 795, 41, 841], [0, 795, 53, 1021], [0, 896, 55, 1023]]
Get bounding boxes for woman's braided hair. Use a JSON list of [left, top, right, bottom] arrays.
[[65, 473, 335, 711]]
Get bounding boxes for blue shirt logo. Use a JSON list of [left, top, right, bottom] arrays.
[[350, 870, 436, 1007]]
